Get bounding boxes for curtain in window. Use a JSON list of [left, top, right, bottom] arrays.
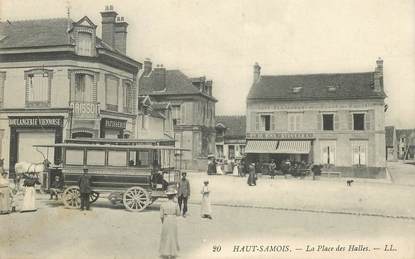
[[77, 32, 92, 56], [106, 77, 118, 105], [28, 74, 48, 102], [74, 74, 93, 102]]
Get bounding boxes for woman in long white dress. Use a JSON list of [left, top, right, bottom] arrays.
[[21, 175, 40, 213], [0, 171, 11, 214], [159, 187, 180, 259], [200, 180, 212, 219]]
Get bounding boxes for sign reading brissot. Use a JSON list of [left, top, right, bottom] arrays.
[[103, 119, 127, 129], [9, 117, 63, 127], [246, 132, 314, 139]]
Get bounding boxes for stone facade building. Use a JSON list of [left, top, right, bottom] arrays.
[[139, 60, 217, 169], [245, 59, 387, 178], [0, 6, 172, 174], [396, 129, 415, 160]]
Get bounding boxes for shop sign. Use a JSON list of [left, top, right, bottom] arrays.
[[70, 102, 100, 119], [103, 118, 127, 129], [246, 132, 314, 139], [9, 116, 63, 127]]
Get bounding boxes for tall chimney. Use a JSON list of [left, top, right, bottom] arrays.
[[143, 58, 152, 76], [374, 57, 384, 92], [114, 16, 128, 54], [253, 62, 261, 83], [153, 64, 166, 91], [101, 5, 118, 48]]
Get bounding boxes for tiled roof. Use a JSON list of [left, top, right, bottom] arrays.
[[385, 126, 395, 147], [0, 18, 119, 54], [139, 70, 217, 101], [216, 115, 246, 139], [0, 18, 71, 48], [247, 72, 386, 101]]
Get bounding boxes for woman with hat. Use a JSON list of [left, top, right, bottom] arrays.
[[200, 180, 212, 219], [21, 173, 40, 212], [159, 185, 180, 259], [0, 170, 12, 214]]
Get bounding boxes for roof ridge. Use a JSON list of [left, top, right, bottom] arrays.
[[261, 71, 373, 77], [3, 17, 70, 23]]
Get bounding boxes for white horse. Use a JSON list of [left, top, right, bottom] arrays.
[[15, 161, 46, 175]]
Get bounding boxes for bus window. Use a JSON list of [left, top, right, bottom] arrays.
[[87, 150, 105, 166], [108, 150, 127, 167], [128, 150, 151, 167], [66, 149, 84, 165]]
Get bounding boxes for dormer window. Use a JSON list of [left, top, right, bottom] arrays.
[[77, 32, 93, 56], [292, 87, 302, 93]]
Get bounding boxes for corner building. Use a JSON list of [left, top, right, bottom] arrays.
[[0, 7, 147, 174], [246, 59, 387, 178]]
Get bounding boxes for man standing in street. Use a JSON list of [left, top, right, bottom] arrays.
[[177, 172, 190, 217], [78, 167, 92, 211]]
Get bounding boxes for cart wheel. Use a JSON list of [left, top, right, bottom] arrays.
[[62, 186, 81, 209], [123, 186, 149, 212], [89, 191, 99, 203]]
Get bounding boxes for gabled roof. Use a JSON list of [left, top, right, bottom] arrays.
[[216, 115, 246, 139], [0, 18, 71, 48], [385, 126, 395, 147], [247, 72, 386, 101], [139, 69, 217, 101]]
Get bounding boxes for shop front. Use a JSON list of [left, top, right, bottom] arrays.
[[100, 118, 127, 139], [8, 116, 64, 175], [245, 132, 314, 167]]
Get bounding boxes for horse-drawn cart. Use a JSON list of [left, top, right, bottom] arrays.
[[33, 142, 188, 212]]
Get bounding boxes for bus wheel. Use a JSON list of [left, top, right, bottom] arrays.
[[123, 187, 149, 212], [62, 186, 81, 209]]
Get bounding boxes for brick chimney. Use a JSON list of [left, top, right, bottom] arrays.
[[253, 62, 261, 84], [143, 58, 152, 76], [374, 57, 383, 92], [114, 16, 128, 54], [101, 5, 118, 48], [153, 64, 166, 91]]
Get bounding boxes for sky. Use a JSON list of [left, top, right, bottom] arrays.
[[1, 0, 414, 128]]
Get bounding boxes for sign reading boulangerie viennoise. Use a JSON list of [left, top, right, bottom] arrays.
[[8, 116, 63, 127]]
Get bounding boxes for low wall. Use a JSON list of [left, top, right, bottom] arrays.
[[323, 166, 386, 179]]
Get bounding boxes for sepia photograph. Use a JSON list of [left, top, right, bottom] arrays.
[[0, 0, 414, 258]]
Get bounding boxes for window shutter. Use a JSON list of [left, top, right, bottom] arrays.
[[180, 104, 186, 124], [250, 112, 256, 131], [271, 113, 276, 131], [255, 113, 260, 131], [273, 111, 278, 131], [316, 113, 321, 131], [330, 145, 336, 165], [365, 112, 370, 130], [334, 113, 339, 131], [348, 112, 353, 130]]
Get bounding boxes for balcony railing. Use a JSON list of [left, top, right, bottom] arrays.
[[70, 101, 100, 119]]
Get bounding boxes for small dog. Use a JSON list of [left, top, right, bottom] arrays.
[[346, 180, 354, 186]]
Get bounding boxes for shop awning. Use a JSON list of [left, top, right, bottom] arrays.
[[245, 141, 279, 153], [276, 141, 311, 154]]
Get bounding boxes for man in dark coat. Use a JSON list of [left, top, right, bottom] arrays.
[[177, 172, 190, 217], [78, 167, 92, 211]]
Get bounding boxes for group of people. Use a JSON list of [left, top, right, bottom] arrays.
[[159, 172, 212, 259]]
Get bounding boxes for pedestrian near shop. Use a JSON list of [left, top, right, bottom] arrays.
[[78, 167, 93, 211], [177, 172, 190, 217], [0, 171, 12, 214], [247, 162, 257, 186], [159, 186, 180, 259], [21, 174, 40, 213], [200, 180, 212, 219], [311, 164, 322, 180], [269, 160, 277, 179]]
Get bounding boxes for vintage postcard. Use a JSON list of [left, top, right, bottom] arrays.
[[0, 0, 414, 258]]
